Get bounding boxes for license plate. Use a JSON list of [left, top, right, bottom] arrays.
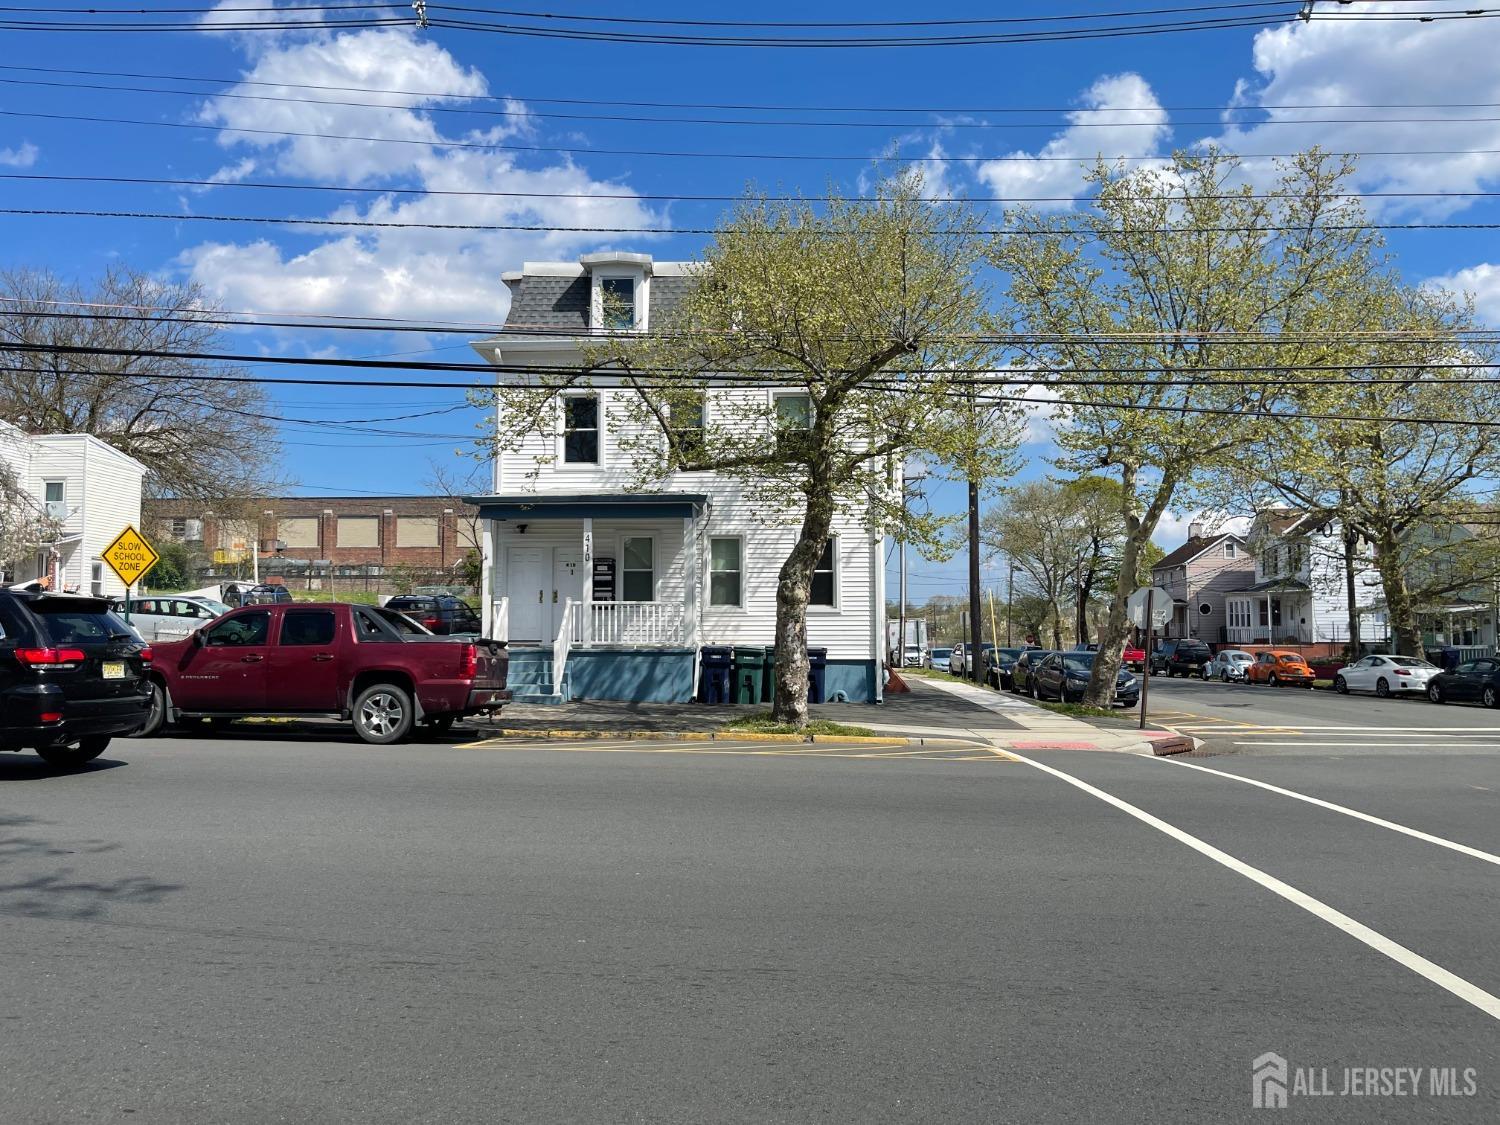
[[102, 662, 126, 680]]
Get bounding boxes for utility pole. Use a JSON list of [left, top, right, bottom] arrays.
[[898, 533, 907, 670], [968, 478, 982, 683], [1006, 556, 1015, 646]]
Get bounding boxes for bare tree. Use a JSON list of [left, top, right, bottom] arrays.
[[0, 267, 284, 501]]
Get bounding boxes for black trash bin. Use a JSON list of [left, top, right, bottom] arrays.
[[699, 645, 732, 704], [807, 646, 829, 704], [1439, 646, 1461, 673]]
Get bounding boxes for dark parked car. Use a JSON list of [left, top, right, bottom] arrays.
[[1031, 651, 1140, 707], [1150, 638, 1213, 677], [1426, 657, 1500, 708], [1010, 649, 1057, 697], [383, 594, 482, 636], [226, 584, 295, 607], [984, 647, 1028, 689], [0, 588, 153, 768]]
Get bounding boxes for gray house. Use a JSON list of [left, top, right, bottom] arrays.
[[1151, 525, 1253, 644]]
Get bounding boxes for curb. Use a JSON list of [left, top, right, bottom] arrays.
[[1149, 733, 1200, 756], [468, 727, 951, 747]]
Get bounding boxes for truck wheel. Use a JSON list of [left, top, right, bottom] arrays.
[[35, 736, 110, 769], [136, 682, 169, 738], [354, 683, 414, 744]]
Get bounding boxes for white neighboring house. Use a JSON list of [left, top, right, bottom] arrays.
[[0, 419, 147, 597], [1222, 508, 1385, 646], [467, 252, 887, 704]]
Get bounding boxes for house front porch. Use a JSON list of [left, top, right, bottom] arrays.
[[1224, 580, 1317, 646]]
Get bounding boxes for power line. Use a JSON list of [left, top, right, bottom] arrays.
[[10, 171, 1500, 207], [25, 73, 1500, 132], [8, 60, 1499, 117], [8, 205, 1500, 236], [18, 105, 1500, 166]]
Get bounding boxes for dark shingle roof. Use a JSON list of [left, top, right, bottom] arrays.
[[504, 275, 589, 331], [1153, 533, 1242, 570], [501, 264, 696, 332]]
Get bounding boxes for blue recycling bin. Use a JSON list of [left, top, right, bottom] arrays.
[[808, 646, 829, 704], [698, 645, 732, 704]]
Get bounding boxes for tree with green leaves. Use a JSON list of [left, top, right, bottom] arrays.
[[481, 171, 1021, 726], [990, 149, 1385, 706], [1231, 279, 1500, 658]]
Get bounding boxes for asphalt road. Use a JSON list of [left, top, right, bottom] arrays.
[[2, 725, 1497, 1123], [1140, 674, 1500, 753]]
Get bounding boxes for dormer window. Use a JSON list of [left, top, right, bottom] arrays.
[[600, 277, 636, 330]]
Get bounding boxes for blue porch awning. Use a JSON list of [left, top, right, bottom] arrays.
[[463, 492, 709, 521]]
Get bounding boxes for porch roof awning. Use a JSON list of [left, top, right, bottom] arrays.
[[463, 492, 710, 521], [1232, 577, 1311, 594]]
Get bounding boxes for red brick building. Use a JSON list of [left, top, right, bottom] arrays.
[[143, 495, 481, 579]]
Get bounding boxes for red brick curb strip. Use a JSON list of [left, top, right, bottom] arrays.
[[1148, 733, 1198, 756]]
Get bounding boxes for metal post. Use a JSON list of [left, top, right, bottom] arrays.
[[898, 534, 907, 670], [1138, 588, 1153, 731], [1006, 557, 1014, 647], [124, 583, 130, 625]]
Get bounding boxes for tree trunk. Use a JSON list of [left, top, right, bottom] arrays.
[[1373, 529, 1423, 660], [1049, 601, 1063, 650], [1083, 530, 1138, 708], [770, 489, 836, 727]]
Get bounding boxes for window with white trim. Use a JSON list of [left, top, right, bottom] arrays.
[[810, 538, 836, 607], [1227, 600, 1252, 630], [621, 536, 654, 602], [562, 393, 601, 463], [43, 480, 65, 521], [1224, 541, 1237, 559], [668, 392, 706, 462], [600, 277, 636, 330], [710, 537, 742, 607], [90, 560, 104, 597], [773, 392, 812, 457]]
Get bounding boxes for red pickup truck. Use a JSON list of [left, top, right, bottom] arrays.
[[136, 602, 509, 743], [1073, 641, 1147, 671]]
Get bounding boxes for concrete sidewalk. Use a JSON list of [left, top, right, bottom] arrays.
[[903, 675, 1195, 755], [475, 675, 1192, 754]]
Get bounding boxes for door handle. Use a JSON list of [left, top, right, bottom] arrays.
[[240, 654, 263, 663], [552, 589, 558, 603], [538, 589, 543, 603], [312, 653, 334, 662]]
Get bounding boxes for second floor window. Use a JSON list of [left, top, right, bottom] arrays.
[[563, 394, 600, 463], [774, 393, 812, 456], [668, 393, 706, 462], [43, 480, 65, 520]]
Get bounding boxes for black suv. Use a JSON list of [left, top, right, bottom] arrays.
[[383, 594, 482, 636], [1150, 638, 1213, 677], [0, 589, 153, 768]]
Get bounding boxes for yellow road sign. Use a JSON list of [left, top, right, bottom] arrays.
[[102, 524, 160, 587]]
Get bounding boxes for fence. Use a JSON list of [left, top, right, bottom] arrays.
[[193, 564, 476, 600]]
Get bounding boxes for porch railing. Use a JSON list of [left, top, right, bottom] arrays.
[[490, 596, 509, 642], [553, 598, 576, 697], [575, 601, 685, 646]]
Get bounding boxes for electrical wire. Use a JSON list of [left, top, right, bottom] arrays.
[[11, 171, 1500, 207], [17, 105, 1500, 166], [9, 60, 1500, 117]]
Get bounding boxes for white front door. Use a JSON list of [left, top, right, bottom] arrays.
[[552, 548, 583, 636], [507, 547, 547, 642]]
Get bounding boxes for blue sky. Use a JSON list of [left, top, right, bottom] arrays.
[[5, 2, 1500, 601]]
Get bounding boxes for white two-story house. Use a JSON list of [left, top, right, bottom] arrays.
[[0, 419, 147, 596], [1222, 508, 1384, 648], [466, 253, 888, 704]]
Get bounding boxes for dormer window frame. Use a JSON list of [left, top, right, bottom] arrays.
[[590, 268, 650, 333]]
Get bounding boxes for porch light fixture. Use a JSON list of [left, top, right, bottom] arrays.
[[517, 524, 528, 534]]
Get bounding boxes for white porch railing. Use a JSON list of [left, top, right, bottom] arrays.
[[575, 601, 686, 646], [553, 598, 576, 697], [490, 596, 509, 641]]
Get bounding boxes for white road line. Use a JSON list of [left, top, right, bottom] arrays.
[[1233, 741, 1500, 749], [1155, 758, 1500, 867], [998, 748, 1500, 1022]]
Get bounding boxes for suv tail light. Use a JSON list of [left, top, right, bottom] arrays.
[[459, 642, 478, 680], [422, 616, 441, 630], [16, 647, 87, 667]]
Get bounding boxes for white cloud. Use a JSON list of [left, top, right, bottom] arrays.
[[0, 142, 37, 168], [1207, 3, 1500, 215], [975, 73, 1169, 208], [1154, 510, 1251, 551], [179, 26, 663, 323], [1426, 262, 1500, 322]]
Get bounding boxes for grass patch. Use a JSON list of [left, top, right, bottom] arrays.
[[290, 589, 383, 605], [1313, 678, 1334, 690], [1034, 700, 1120, 720], [722, 711, 876, 737]]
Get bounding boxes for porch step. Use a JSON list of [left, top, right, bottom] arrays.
[[505, 647, 569, 702]]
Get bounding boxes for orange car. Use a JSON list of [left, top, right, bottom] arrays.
[[1247, 649, 1316, 687]]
